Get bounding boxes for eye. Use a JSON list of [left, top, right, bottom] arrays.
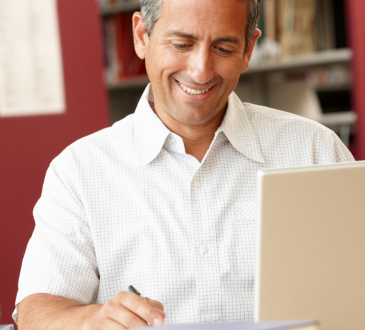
[[216, 46, 233, 55], [173, 44, 191, 50]]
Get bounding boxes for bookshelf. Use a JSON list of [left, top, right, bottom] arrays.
[[109, 75, 150, 90], [99, 0, 359, 153], [107, 48, 352, 90], [245, 48, 352, 74]]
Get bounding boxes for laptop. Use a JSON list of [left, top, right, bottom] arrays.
[[255, 161, 365, 330]]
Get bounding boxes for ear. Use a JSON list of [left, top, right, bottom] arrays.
[[241, 29, 261, 73], [133, 12, 149, 60]]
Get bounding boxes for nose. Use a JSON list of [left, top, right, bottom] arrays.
[[186, 47, 214, 85]]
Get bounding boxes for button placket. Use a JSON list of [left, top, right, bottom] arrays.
[[189, 165, 222, 322]]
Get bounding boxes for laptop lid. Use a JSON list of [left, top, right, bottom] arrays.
[[255, 161, 365, 330]]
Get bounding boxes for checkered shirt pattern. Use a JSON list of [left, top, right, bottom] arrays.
[[13, 85, 354, 324]]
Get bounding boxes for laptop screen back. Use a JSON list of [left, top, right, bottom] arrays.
[[255, 161, 365, 330]]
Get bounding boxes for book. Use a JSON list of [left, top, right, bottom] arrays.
[[316, 0, 335, 51], [0, 326, 14, 330], [104, 15, 121, 83], [158, 321, 318, 330], [279, 0, 317, 57], [263, 0, 277, 41]]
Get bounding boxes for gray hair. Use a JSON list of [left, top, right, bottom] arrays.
[[140, 0, 262, 52]]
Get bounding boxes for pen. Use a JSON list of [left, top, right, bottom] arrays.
[[128, 285, 153, 327]]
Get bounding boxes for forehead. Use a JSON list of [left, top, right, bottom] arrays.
[[157, 0, 248, 38]]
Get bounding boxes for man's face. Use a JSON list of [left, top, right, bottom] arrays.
[[139, 0, 257, 126]]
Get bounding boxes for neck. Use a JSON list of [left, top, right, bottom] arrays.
[[150, 90, 226, 163]]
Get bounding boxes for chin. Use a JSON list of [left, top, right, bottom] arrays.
[[170, 105, 212, 124], [174, 113, 213, 126]]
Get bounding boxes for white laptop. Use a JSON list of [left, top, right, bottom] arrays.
[[255, 161, 365, 330]]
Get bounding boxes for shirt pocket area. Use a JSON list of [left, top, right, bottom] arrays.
[[235, 201, 257, 222]]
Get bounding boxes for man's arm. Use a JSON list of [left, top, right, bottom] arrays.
[[18, 292, 165, 330]]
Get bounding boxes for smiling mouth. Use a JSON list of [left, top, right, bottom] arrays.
[[177, 80, 212, 96]]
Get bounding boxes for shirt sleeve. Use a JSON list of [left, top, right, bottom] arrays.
[[314, 128, 355, 164], [13, 148, 99, 324]]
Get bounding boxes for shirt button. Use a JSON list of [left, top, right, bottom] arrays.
[[205, 315, 214, 323], [194, 180, 202, 188], [200, 245, 209, 254]]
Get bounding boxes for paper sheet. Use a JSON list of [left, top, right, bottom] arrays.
[[0, 0, 65, 117], [157, 321, 317, 330]]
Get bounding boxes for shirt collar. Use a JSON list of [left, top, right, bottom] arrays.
[[133, 85, 264, 167], [133, 85, 171, 168], [218, 92, 265, 163]]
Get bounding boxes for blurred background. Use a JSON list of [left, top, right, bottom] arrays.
[[0, 0, 364, 327]]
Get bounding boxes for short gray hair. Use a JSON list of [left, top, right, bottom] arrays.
[[140, 0, 262, 52]]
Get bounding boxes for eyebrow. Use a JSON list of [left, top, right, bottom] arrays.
[[164, 30, 241, 45]]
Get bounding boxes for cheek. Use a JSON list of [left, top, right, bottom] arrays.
[[150, 46, 189, 78], [215, 57, 243, 85], [163, 50, 189, 77]]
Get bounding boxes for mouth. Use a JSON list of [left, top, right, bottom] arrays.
[[176, 80, 214, 96]]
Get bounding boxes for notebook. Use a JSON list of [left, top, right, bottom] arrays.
[[158, 321, 317, 330]]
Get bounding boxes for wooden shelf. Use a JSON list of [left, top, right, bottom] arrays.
[[244, 48, 352, 75], [101, 0, 140, 15], [316, 85, 352, 93], [108, 75, 150, 90], [317, 111, 357, 127]]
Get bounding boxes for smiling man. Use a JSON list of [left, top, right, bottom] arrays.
[[15, 0, 354, 329]]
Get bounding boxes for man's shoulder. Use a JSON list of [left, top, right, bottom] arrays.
[[52, 113, 137, 166], [76, 113, 135, 145], [242, 102, 333, 134], [241, 102, 354, 163]]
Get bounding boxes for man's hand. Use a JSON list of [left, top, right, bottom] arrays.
[[18, 292, 165, 330], [88, 292, 165, 329]]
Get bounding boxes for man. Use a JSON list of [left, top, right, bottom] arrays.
[[15, 0, 354, 329]]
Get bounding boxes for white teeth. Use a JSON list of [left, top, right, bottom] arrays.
[[179, 82, 209, 95]]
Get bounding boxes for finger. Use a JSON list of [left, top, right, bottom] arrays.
[[104, 301, 149, 329], [145, 297, 164, 312], [145, 298, 166, 318], [154, 308, 166, 319], [118, 292, 164, 326]]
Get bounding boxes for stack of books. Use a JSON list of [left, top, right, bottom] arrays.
[[255, 0, 346, 61], [102, 12, 147, 84]]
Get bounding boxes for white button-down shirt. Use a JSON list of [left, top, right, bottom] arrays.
[[14, 85, 354, 324]]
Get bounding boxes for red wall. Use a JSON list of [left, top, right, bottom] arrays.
[[346, 0, 365, 160], [0, 0, 109, 325]]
